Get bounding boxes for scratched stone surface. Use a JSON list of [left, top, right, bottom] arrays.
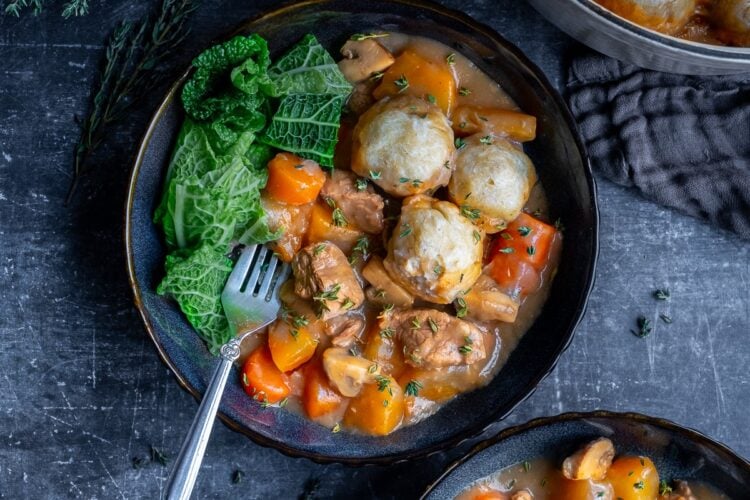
[[0, 0, 748, 499]]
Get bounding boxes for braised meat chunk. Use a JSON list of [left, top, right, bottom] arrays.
[[385, 308, 486, 368], [660, 480, 697, 500], [324, 315, 365, 349], [292, 242, 364, 320], [320, 170, 385, 234], [262, 195, 313, 262]]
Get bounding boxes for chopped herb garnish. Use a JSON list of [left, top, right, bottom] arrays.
[[382, 399, 389, 407], [455, 137, 466, 150], [294, 164, 305, 169], [518, 226, 531, 236], [458, 87, 471, 96], [258, 395, 271, 408], [654, 289, 671, 300], [540, 478, 547, 487], [378, 304, 394, 319], [660, 314, 673, 324], [150, 446, 169, 467], [290, 328, 300, 340], [411, 179, 422, 188], [554, 218, 565, 231], [507, 479, 516, 489], [631, 316, 652, 338], [434, 265, 443, 275], [368, 363, 379, 374], [399, 177, 410, 183], [350, 32, 389, 41], [426, 94, 437, 104], [132, 456, 147, 469], [394, 74, 409, 92], [446, 52, 456, 65], [460, 204, 481, 220], [314, 283, 341, 307], [232, 469, 244, 484], [399, 223, 412, 238], [279, 398, 288, 408], [332, 423, 341, 433], [411, 317, 421, 329], [596, 493, 604, 498], [404, 379, 423, 397], [369, 170, 382, 180], [498, 247, 514, 254], [242, 373, 249, 386], [501, 232, 513, 240], [313, 244, 326, 256], [375, 288, 387, 299], [355, 177, 368, 191], [379, 327, 395, 339], [455, 297, 468, 318], [444, 160, 451, 169], [325, 196, 336, 208], [341, 297, 355, 310], [633, 480, 644, 490], [522, 460, 531, 472], [332, 207, 348, 227], [473, 230, 481, 244], [479, 135, 493, 145], [428, 317, 439, 333], [659, 480, 673, 495], [369, 71, 384, 82], [527, 245, 536, 256], [374, 375, 393, 395], [478, 115, 488, 121], [351, 236, 370, 263]]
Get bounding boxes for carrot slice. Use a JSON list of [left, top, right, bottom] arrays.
[[373, 49, 457, 115], [302, 360, 348, 419], [265, 152, 326, 205], [267, 319, 318, 373], [241, 345, 290, 404], [490, 212, 557, 270], [452, 105, 537, 142]]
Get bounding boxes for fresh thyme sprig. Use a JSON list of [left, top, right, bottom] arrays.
[[4, 0, 88, 17], [66, 0, 198, 204]]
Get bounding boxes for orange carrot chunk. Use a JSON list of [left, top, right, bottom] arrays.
[[241, 345, 290, 404], [265, 152, 327, 205], [452, 105, 537, 142]]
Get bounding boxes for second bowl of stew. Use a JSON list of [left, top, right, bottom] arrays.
[[126, 0, 597, 463]]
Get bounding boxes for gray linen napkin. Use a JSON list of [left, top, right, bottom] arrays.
[[567, 53, 750, 239]]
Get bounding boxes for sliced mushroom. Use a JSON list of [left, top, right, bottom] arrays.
[[362, 256, 414, 307], [463, 287, 519, 323], [322, 347, 380, 397], [511, 491, 532, 500], [562, 437, 616, 481], [338, 39, 395, 84]]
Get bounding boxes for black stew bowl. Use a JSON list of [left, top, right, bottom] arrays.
[[125, 0, 598, 463], [423, 411, 750, 498]]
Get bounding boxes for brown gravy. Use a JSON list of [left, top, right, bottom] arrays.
[[458, 458, 730, 500], [237, 33, 561, 434]]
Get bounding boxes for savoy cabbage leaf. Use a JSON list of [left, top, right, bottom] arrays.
[[269, 34, 352, 96], [261, 93, 345, 167], [157, 244, 233, 354]]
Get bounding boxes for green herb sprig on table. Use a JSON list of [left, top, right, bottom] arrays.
[[4, 0, 88, 17], [65, 0, 198, 204]]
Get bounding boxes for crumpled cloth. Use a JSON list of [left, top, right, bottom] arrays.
[[567, 52, 750, 239]]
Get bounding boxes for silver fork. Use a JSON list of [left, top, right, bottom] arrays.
[[165, 244, 290, 500]]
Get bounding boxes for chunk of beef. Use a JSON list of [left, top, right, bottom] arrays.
[[338, 38, 395, 84], [262, 194, 313, 262], [385, 308, 486, 368], [325, 315, 365, 349], [292, 242, 364, 320], [320, 170, 384, 234]]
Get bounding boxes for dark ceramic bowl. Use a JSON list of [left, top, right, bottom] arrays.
[[423, 411, 750, 498], [125, 0, 598, 463]]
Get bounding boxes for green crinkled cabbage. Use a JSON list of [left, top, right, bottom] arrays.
[[261, 93, 345, 167], [181, 34, 274, 154], [269, 33, 352, 96], [157, 245, 233, 354]]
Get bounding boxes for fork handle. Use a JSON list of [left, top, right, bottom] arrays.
[[166, 339, 241, 500]]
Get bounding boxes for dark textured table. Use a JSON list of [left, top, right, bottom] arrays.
[[1, 1, 748, 498]]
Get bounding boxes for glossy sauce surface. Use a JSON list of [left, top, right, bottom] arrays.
[[457, 458, 730, 500], [238, 33, 561, 433]]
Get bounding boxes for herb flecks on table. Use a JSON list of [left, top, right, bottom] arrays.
[[66, 0, 197, 203], [631, 316, 652, 338]]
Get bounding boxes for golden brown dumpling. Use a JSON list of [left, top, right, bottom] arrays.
[[350, 95, 454, 198]]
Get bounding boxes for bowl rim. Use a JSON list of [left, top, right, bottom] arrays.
[[578, 0, 750, 58], [421, 410, 750, 498], [124, 0, 599, 464]]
